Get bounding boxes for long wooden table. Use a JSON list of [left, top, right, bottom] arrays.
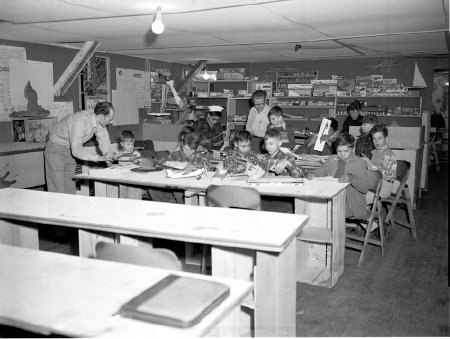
[[0, 245, 252, 337], [76, 168, 348, 287], [0, 188, 306, 337]]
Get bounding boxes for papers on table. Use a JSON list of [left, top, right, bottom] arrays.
[[166, 168, 206, 179]]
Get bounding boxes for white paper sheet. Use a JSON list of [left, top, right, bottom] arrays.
[[116, 68, 151, 108], [0, 46, 26, 61], [49, 101, 74, 121], [111, 89, 139, 125], [313, 118, 332, 152], [9, 59, 54, 111], [0, 46, 26, 120]]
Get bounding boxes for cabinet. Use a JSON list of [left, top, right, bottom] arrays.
[[275, 70, 318, 95]]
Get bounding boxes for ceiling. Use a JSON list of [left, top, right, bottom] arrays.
[[0, 0, 448, 64]]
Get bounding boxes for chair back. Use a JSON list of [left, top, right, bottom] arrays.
[[206, 185, 261, 210], [95, 241, 182, 271], [395, 160, 410, 184], [367, 169, 382, 194]]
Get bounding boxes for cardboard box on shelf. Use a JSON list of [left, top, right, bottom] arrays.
[[217, 72, 245, 80]]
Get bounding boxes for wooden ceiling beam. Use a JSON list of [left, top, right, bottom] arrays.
[[53, 41, 101, 97], [174, 60, 207, 93]]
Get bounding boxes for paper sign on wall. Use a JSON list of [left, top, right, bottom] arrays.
[[116, 68, 151, 108], [9, 59, 54, 111], [313, 118, 332, 152], [112, 89, 139, 126]]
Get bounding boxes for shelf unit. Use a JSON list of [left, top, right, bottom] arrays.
[[276, 70, 318, 95], [271, 96, 336, 132], [191, 80, 256, 98], [335, 96, 422, 117]]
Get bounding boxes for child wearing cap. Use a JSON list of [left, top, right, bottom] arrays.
[[246, 90, 270, 153], [355, 114, 378, 159], [267, 106, 296, 149], [341, 101, 363, 134], [193, 106, 224, 151]]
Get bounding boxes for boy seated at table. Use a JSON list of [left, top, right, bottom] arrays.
[[262, 128, 303, 178], [113, 130, 141, 165], [267, 106, 296, 150], [148, 131, 213, 204], [305, 133, 369, 220], [223, 130, 262, 175], [295, 118, 339, 156]]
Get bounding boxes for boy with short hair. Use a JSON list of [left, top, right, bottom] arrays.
[[362, 124, 397, 199], [267, 106, 296, 149], [341, 101, 363, 133], [262, 128, 303, 178], [305, 133, 369, 219], [246, 90, 270, 152], [148, 132, 212, 204], [355, 114, 378, 159], [115, 130, 141, 165], [224, 130, 261, 174]]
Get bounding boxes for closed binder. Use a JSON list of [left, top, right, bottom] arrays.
[[117, 274, 230, 328]]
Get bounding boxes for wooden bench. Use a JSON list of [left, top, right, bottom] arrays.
[[0, 245, 252, 337], [0, 188, 307, 337]]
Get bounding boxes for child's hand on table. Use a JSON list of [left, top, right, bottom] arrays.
[[305, 172, 314, 180]]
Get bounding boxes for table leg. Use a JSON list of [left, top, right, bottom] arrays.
[[254, 239, 297, 337], [294, 191, 346, 287], [0, 219, 39, 249], [211, 246, 255, 337], [79, 181, 119, 257]]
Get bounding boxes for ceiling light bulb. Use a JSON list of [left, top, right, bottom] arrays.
[[152, 7, 164, 34], [202, 70, 210, 80]]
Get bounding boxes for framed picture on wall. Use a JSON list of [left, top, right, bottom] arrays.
[[11, 119, 26, 142], [79, 56, 111, 110]]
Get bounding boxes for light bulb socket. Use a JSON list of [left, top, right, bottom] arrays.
[[152, 7, 164, 34]]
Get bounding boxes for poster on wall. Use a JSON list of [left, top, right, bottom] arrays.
[[9, 59, 54, 112], [116, 68, 151, 108], [111, 89, 139, 126], [0, 46, 26, 120]]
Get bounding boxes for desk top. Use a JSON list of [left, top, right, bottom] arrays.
[[0, 245, 252, 337], [76, 168, 348, 199], [0, 142, 45, 156], [0, 188, 306, 252]]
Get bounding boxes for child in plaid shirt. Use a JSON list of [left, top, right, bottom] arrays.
[[148, 132, 212, 203], [262, 128, 303, 178], [224, 130, 261, 174]]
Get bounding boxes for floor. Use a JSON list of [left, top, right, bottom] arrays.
[[2, 162, 448, 337]]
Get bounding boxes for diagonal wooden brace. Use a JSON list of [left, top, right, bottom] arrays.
[[53, 41, 101, 97]]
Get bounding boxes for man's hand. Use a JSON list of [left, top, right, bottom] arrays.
[[99, 152, 114, 163]]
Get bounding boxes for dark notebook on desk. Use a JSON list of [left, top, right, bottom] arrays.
[[117, 274, 230, 328]]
